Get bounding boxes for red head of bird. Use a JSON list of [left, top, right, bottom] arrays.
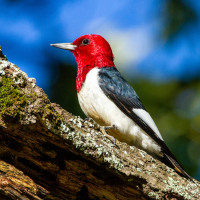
[[51, 34, 115, 92]]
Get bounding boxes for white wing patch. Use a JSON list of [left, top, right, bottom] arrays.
[[132, 108, 163, 140]]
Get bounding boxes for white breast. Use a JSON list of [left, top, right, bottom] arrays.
[[78, 67, 162, 156]]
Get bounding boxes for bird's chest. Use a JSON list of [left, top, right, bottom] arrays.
[[77, 68, 109, 125]]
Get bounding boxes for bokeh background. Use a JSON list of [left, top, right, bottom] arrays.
[[1, 0, 200, 180]]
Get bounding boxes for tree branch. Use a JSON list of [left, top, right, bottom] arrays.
[[0, 47, 199, 200]]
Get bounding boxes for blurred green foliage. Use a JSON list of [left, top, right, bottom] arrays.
[[163, 0, 197, 39], [50, 63, 83, 118]]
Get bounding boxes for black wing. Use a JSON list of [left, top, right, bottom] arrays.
[[98, 67, 191, 179]]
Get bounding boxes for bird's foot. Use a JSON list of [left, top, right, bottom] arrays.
[[100, 125, 118, 145], [84, 117, 100, 129], [84, 117, 94, 122], [103, 124, 118, 131]]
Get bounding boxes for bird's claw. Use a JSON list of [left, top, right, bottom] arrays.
[[100, 124, 118, 145], [103, 124, 118, 130], [84, 117, 94, 122]]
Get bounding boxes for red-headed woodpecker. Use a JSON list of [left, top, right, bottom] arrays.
[[51, 34, 192, 180]]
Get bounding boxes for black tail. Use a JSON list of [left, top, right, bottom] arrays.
[[161, 152, 194, 182]]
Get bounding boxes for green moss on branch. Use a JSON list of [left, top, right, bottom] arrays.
[[0, 76, 31, 118]]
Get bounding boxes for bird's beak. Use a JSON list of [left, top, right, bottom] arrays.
[[50, 43, 77, 51]]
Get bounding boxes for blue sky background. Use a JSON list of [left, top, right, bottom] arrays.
[[1, 0, 200, 89], [1, 0, 200, 179]]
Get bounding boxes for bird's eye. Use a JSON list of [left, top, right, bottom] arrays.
[[82, 39, 90, 45]]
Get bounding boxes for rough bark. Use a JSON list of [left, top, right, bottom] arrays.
[[0, 47, 199, 200]]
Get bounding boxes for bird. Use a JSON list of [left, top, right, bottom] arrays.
[[51, 34, 192, 180]]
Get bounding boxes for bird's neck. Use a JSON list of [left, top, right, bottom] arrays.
[[76, 54, 115, 92]]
